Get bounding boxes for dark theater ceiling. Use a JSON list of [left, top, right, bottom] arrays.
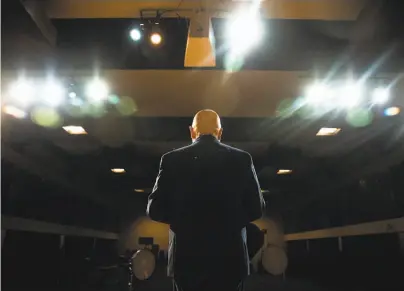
[[2, 0, 404, 232]]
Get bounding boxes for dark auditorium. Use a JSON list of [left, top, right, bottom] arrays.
[[1, 0, 404, 291]]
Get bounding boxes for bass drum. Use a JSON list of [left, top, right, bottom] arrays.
[[132, 249, 156, 280], [262, 246, 288, 276]]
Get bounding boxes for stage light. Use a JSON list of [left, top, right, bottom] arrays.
[[316, 127, 341, 136], [338, 83, 363, 108], [150, 33, 162, 45], [226, 8, 263, 55], [134, 189, 145, 193], [130, 28, 142, 41], [372, 87, 389, 105], [384, 106, 400, 116], [305, 83, 332, 104], [69, 92, 77, 98], [85, 78, 109, 102], [111, 168, 126, 174], [3, 105, 26, 119], [8, 80, 35, 106], [40, 80, 66, 106]]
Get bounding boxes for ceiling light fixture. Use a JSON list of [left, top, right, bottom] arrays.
[[130, 28, 142, 41], [316, 127, 341, 136], [62, 125, 87, 135], [150, 32, 162, 45], [277, 169, 293, 175], [111, 168, 126, 174]]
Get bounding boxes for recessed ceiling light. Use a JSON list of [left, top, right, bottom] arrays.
[[316, 127, 341, 136], [63, 125, 87, 135], [277, 169, 293, 175], [111, 168, 126, 174], [134, 189, 144, 193]]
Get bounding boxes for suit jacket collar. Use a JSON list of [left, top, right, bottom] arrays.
[[194, 134, 220, 144]]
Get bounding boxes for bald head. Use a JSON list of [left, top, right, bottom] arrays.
[[190, 109, 223, 141]]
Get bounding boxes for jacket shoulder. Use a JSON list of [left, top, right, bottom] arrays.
[[219, 143, 252, 161], [160, 144, 193, 160]]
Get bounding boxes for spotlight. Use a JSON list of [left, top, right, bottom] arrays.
[[69, 92, 77, 98], [372, 87, 389, 105], [85, 78, 109, 102], [150, 33, 162, 46], [305, 83, 332, 104], [338, 83, 363, 108], [8, 80, 35, 106], [384, 106, 400, 116], [130, 28, 142, 41], [226, 8, 263, 55], [40, 80, 66, 106]]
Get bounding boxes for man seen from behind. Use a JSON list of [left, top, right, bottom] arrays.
[[147, 109, 265, 291]]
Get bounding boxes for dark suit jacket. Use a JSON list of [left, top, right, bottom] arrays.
[[246, 223, 265, 259], [146, 135, 265, 279]]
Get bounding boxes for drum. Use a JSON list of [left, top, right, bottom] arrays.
[[131, 249, 156, 280]]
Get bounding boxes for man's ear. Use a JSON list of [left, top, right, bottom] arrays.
[[217, 128, 223, 141], [189, 126, 197, 140]]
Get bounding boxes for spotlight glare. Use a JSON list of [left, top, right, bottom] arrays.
[[338, 83, 363, 108], [8, 80, 35, 106], [384, 106, 400, 116], [130, 28, 141, 41], [40, 80, 66, 106], [372, 87, 389, 105], [69, 92, 77, 98], [305, 83, 331, 104], [150, 33, 162, 45], [227, 9, 263, 55], [86, 79, 109, 102]]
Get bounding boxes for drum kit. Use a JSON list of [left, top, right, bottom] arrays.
[[96, 224, 286, 291], [92, 248, 157, 291], [117, 248, 156, 291], [247, 223, 288, 276]]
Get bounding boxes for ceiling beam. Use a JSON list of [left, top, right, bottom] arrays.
[[45, 0, 367, 20], [20, 0, 57, 46]]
